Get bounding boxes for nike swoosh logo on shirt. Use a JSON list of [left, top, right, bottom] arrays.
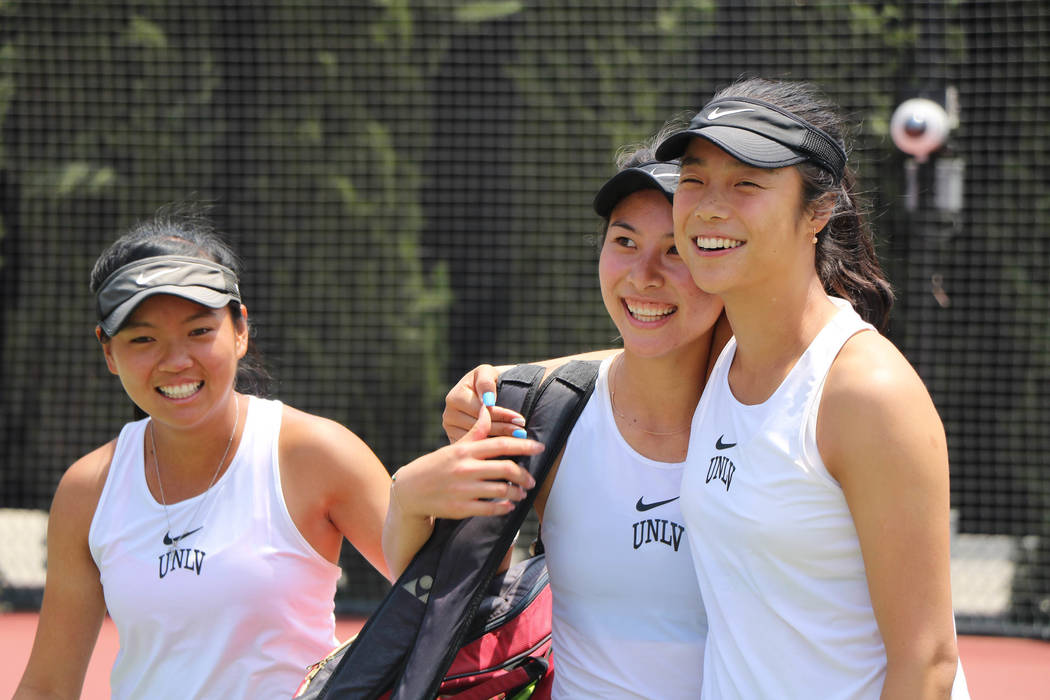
[[707, 107, 755, 120], [163, 527, 203, 546], [635, 496, 680, 512], [715, 435, 737, 450]]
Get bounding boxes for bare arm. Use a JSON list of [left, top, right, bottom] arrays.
[[382, 406, 543, 578], [442, 349, 621, 442], [820, 333, 959, 699], [15, 450, 110, 700], [279, 407, 393, 579]]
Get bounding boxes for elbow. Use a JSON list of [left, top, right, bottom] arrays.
[[885, 637, 960, 699], [928, 639, 960, 698]]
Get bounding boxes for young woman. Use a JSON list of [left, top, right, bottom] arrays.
[[446, 79, 970, 699], [14, 206, 541, 700], [385, 136, 723, 698], [657, 77, 966, 699]]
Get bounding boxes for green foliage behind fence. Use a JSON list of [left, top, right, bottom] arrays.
[[1, 0, 1047, 634]]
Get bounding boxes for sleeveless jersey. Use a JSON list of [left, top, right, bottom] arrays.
[[542, 355, 707, 699], [680, 299, 969, 699], [88, 396, 341, 700]]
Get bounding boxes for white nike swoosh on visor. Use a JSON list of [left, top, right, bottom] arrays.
[[135, 269, 171, 285], [707, 107, 755, 119]]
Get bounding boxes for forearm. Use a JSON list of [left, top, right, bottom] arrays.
[[13, 682, 76, 700], [880, 649, 958, 700], [381, 478, 435, 579]]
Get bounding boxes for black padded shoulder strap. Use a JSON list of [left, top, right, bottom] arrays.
[[312, 360, 600, 700], [394, 359, 599, 700]]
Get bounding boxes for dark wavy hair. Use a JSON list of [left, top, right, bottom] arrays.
[[710, 77, 894, 331], [90, 202, 272, 397]]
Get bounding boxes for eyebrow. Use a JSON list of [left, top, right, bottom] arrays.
[[608, 220, 675, 238], [609, 219, 638, 232]]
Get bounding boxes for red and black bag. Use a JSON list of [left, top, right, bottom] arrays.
[[294, 361, 599, 700]]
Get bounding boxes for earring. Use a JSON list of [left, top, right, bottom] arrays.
[[812, 234, 819, 245]]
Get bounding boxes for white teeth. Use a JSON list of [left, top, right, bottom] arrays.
[[158, 382, 202, 399], [695, 236, 743, 250], [625, 301, 675, 321]]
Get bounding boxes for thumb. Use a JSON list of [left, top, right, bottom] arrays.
[[458, 402, 492, 444], [473, 365, 500, 409]]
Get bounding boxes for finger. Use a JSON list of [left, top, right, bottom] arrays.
[[481, 478, 527, 503], [457, 402, 492, 444], [442, 405, 478, 443], [443, 375, 487, 443], [446, 497, 517, 519], [467, 459, 536, 491], [465, 435, 545, 458], [472, 365, 500, 408], [487, 406, 527, 428]]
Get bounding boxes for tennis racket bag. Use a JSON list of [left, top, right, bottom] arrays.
[[294, 360, 600, 700]]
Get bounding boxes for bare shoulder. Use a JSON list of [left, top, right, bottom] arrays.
[[277, 404, 390, 572], [536, 348, 620, 375], [278, 404, 385, 481], [819, 330, 946, 477], [53, 441, 116, 525], [539, 349, 620, 381], [824, 330, 930, 407]]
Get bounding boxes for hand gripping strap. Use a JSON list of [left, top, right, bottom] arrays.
[[393, 360, 599, 700], [310, 360, 598, 700]]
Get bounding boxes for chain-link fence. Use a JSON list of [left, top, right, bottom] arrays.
[[1, 1, 1047, 638]]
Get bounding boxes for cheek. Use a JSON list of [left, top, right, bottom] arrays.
[[673, 185, 697, 219], [673, 269, 712, 306], [597, 254, 620, 309]]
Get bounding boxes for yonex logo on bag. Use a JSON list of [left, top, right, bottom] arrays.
[[402, 575, 433, 604]]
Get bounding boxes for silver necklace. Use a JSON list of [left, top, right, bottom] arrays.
[[150, 395, 241, 555], [609, 357, 691, 437]]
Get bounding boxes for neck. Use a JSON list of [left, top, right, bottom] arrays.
[[149, 392, 245, 479], [611, 341, 709, 435], [720, 276, 837, 403]]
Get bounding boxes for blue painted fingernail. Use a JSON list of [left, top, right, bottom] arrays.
[[482, 392, 496, 407], [512, 428, 527, 439]]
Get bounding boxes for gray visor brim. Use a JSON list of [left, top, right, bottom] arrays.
[[99, 286, 236, 337], [656, 127, 806, 169], [96, 255, 241, 336]]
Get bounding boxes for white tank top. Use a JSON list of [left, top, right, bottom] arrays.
[[542, 356, 706, 699], [681, 299, 969, 699], [88, 396, 341, 700]]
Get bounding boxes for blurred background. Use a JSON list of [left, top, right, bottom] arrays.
[[0, 0, 1047, 642]]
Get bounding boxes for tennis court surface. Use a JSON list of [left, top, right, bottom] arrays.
[[2, 612, 1048, 699]]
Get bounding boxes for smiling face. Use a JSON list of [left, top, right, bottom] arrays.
[[99, 294, 248, 430], [599, 188, 723, 359], [672, 138, 830, 298]]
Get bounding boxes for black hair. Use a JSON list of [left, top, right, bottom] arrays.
[[594, 115, 691, 240], [710, 77, 894, 331], [91, 202, 272, 397]]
